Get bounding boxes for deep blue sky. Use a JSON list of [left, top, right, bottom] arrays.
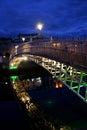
[[0, 0, 87, 37]]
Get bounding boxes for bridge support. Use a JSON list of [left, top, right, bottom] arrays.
[[29, 54, 87, 103]]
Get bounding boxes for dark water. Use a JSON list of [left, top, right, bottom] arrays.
[[0, 74, 34, 130], [28, 85, 87, 130], [0, 67, 87, 130], [0, 101, 31, 130]]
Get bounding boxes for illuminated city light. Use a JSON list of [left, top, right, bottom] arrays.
[[3, 55, 6, 58], [22, 37, 25, 42], [5, 82, 8, 85], [59, 82, 63, 88], [15, 45, 19, 49], [10, 76, 19, 81], [37, 22, 43, 31], [9, 65, 18, 69], [23, 56, 28, 60], [55, 82, 59, 88], [21, 97, 25, 102], [55, 82, 63, 88], [10, 63, 14, 66]]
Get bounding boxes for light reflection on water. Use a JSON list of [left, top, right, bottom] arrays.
[[9, 73, 87, 130], [10, 75, 72, 130]]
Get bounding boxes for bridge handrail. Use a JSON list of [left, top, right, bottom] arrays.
[[10, 42, 87, 72]]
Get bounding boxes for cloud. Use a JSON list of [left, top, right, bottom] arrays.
[[0, 0, 87, 37]]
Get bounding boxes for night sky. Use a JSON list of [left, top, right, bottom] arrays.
[[0, 0, 87, 37]]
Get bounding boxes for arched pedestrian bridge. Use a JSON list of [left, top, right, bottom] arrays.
[[9, 38, 87, 102]]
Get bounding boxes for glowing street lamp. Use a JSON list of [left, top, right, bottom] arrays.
[[22, 37, 25, 42], [36, 23, 43, 35], [37, 23, 43, 30]]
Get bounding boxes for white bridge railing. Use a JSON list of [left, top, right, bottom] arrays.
[[10, 40, 87, 72], [9, 40, 87, 102]]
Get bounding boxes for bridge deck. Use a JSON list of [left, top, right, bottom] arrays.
[[9, 39, 87, 102], [10, 39, 87, 72]]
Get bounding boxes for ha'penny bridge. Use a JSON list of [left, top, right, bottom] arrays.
[[9, 37, 87, 129], [9, 38, 87, 102]]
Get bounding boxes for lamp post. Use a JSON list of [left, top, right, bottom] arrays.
[[22, 37, 25, 42], [36, 22, 43, 35]]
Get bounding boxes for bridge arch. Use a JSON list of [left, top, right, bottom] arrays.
[[9, 40, 87, 102]]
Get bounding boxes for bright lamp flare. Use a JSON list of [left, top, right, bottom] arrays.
[[37, 23, 43, 30], [22, 37, 25, 42]]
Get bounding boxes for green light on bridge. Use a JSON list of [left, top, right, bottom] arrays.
[[10, 76, 19, 81], [72, 84, 87, 90], [9, 65, 18, 70]]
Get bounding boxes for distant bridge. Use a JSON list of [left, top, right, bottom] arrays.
[[9, 38, 87, 102]]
